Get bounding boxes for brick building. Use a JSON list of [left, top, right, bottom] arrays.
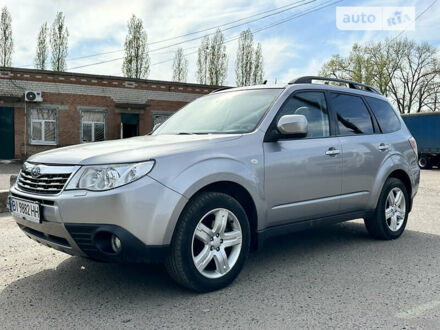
[[0, 67, 219, 159]]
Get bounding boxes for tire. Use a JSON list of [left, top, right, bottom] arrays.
[[418, 155, 431, 169], [165, 192, 250, 292], [364, 177, 409, 240]]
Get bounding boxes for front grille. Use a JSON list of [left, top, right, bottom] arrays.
[[17, 169, 72, 195]]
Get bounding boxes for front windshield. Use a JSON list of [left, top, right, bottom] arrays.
[[153, 88, 282, 135]]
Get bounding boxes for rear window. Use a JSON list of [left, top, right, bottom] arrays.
[[327, 93, 374, 135], [365, 97, 401, 133]]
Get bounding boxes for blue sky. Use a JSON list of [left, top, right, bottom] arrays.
[[4, 0, 440, 86]]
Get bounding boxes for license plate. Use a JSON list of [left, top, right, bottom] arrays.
[[9, 197, 41, 223]]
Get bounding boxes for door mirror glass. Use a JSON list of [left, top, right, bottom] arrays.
[[277, 114, 308, 136]]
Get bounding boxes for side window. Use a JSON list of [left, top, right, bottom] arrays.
[[278, 92, 330, 138], [327, 93, 374, 135], [30, 108, 57, 145], [81, 111, 106, 143], [365, 97, 401, 133]]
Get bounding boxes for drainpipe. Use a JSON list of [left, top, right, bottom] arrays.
[[24, 99, 27, 158]]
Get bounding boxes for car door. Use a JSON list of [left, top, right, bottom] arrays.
[[326, 92, 390, 212], [264, 91, 343, 227]]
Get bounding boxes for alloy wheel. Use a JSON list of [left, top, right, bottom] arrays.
[[385, 187, 406, 232], [191, 208, 242, 279]]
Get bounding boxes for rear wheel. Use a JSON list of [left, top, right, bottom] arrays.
[[364, 178, 409, 240], [165, 192, 250, 292], [418, 155, 431, 169]]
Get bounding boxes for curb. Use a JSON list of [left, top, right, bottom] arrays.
[[0, 190, 9, 213]]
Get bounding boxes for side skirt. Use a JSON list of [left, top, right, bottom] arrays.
[[256, 210, 372, 249]]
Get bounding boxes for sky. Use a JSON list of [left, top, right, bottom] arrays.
[[2, 0, 440, 86]]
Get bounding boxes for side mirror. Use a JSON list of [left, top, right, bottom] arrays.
[[277, 114, 308, 136]]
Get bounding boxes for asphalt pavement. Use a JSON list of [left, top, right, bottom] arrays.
[[1, 170, 440, 329]]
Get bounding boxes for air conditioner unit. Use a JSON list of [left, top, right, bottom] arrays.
[[25, 91, 43, 102]]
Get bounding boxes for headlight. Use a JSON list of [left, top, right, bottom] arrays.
[[66, 160, 155, 191]]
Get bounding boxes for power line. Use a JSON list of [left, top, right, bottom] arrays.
[[69, 0, 326, 70], [149, 0, 342, 67], [70, 0, 316, 69], [57, 0, 315, 64], [71, 0, 341, 71], [390, 0, 438, 41], [148, 0, 310, 45]]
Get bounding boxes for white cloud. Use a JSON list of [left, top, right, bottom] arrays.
[[2, 0, 439, 86], [276, 57, 326, 85]]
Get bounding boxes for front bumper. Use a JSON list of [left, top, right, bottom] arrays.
[[9, 175, 187, 262]]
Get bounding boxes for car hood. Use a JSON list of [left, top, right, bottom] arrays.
[[27, 134, 242, 165]]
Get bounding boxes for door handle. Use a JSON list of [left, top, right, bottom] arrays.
[[326, 147, 341, 156], [378, 143, 390, 151]]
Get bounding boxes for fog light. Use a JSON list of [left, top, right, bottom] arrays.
[[111, 234, 122, 253]]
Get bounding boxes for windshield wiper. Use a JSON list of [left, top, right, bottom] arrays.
[[177, 132, 211, 135]]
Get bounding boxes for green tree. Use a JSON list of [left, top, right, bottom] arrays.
[[196, 35, 210, 84], [235, 29, 254, 86], [172, 47, 188, 82], [0, 6, 13, 67], [35, 22, 48, 70], [50, 12, 69, 71], [252, 43, 264, 85], [319, 38, 440, 113], [208, 29, 228, 85], [122, 15, 150, 79]]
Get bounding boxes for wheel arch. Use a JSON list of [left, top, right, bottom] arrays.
[[387, 169, 413, 212], [369, 152, 416, 213], [178, 181, 259, 251]]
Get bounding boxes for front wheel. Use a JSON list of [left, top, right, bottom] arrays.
[[364, 178, 409, 240], [165, 192, 250, 292]]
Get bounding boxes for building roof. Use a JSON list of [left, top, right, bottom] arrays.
[[0, 66, 226, 90]]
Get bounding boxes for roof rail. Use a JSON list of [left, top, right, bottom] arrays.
[[288, 76, 381, 95], [211, 86, 233, 93]]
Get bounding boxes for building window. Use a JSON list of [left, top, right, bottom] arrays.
[[30, 108, 57, 145], [81, 110, 106, 142]]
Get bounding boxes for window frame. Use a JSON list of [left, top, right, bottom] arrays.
[[264, 89, 337, 141], [29, 108, 58, 146], [80, 109, 107, 143], [325, 91, 380, 137]]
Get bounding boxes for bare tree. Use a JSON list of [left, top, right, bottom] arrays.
[[208, 29, 227, 86], [320, 37, 440, 113], [122, 14, 150, 79], [34, 22, 48, 70], [0, 6, 13, 67], [390, 40, 439, 113], [424, 81, 440, 112], [50, 12, 69, 71], [320, 44, 374, 86], [196, 35, 210, 84], [252, 43, 264, 85], [235, 29, 254, 86], [363, 40, 400, 96], [172, 47, 188, 82]]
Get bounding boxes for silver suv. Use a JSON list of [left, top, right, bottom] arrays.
[[9, 76, 420, 292]]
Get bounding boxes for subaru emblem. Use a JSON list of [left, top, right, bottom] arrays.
[[31, 166, 41, 178]]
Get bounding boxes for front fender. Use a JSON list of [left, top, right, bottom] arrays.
[[150, 156, 266, 243]]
